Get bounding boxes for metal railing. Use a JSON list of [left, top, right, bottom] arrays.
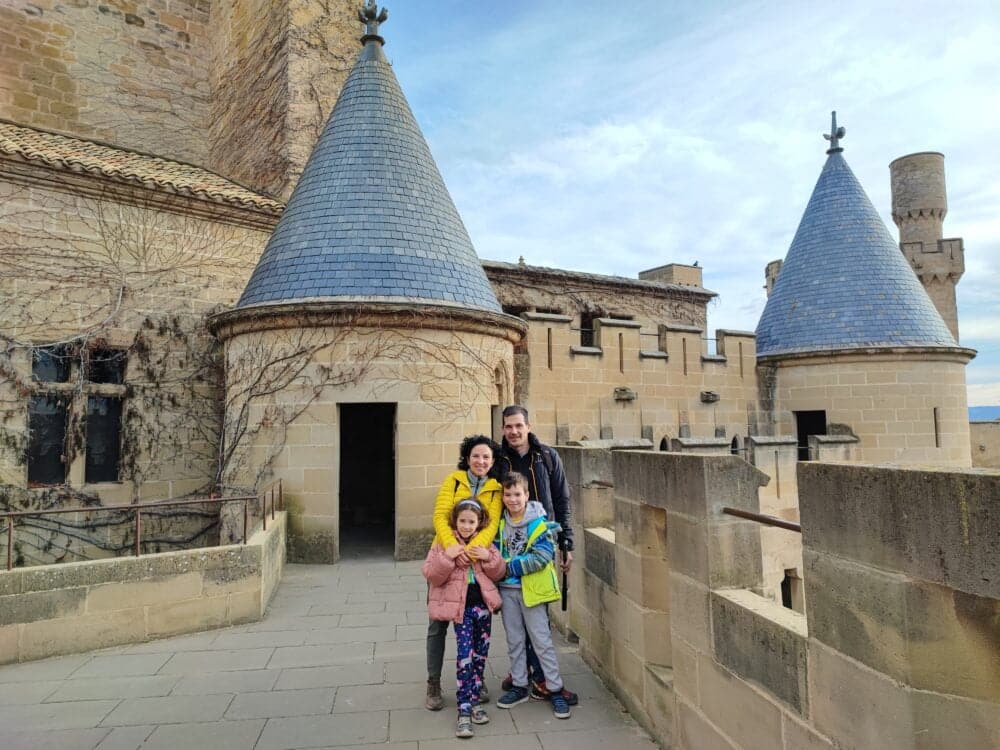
[[721, 506, 801, 533], [1, 480, 283, 571]]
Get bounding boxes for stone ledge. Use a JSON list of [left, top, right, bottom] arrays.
[[0, 512, 286, 664], [570, 345, 603, 356]]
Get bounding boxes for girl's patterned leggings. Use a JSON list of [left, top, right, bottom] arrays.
[[454, 604, 491, 714]]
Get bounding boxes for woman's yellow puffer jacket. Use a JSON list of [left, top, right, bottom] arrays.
[[431, 470, 503, 550]]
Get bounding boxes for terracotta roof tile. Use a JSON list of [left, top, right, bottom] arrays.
[[0, 119, 282, 214]]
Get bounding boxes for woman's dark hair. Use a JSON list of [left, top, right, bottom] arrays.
[[451, 499, 489, 532], [457, 434, 501, 472]]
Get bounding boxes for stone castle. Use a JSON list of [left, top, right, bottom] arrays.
[[1, 2, 996, 747]]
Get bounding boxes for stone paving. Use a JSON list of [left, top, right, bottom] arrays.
[[0, 559, 659, 749]]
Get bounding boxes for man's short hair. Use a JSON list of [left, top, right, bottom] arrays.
[[501, 404, 529, 422], [501, 472, 529, 492]]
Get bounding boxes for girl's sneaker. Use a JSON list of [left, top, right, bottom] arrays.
[[551, 691, 571, 719], [470, 705, 490, 724], [455, 713, 474, 738]]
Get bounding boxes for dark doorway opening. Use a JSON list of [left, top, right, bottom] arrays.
[[794, 410, 827, 461], [339, 403, 395, 558]]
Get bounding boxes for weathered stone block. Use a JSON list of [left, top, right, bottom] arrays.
[[708, 520, 763, 590], [711, 589, 808, 714], [0, 587, 86, 626], [643, 663, 675, 747], [781, 714, 835, 750], [229, 589, 264, 625], [19, 609, 146, 661], [579, 483, 614, 528], [670, 572, 712, 654], [671, 635, 699, 701], [806, 548, 1000, 702], [0, 624, 18, 665], [584, 527, 617, 588], [676, 697, 738, 750], [698, 653, 784, 750], [147, 595, 228, 638], [799, 462, 1000, 599], [615, 545, 670, 612], [614, 495, 667, 557], [0, 570, 22, 596], [559, 445, 613, 488], [88, 572, 204, 612], [666, 511, 708, 583], [911, 689, 1000, 750], [396, 527, 432, 562], [808, 639, 914, 750]]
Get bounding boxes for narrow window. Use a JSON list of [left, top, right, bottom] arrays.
[[31, 346, 70, 382], [933, 407, 941, 448], [27, 394, 69, 485], [781, 568, 804, 613], [579, 310, 599, 347], [738, 341, 744, 378], [547, 328, 553, 370], [87, 348, 127, 384], [682, 337, 688, 375], [86, 396, 122, 483], [618, 332, 624, 373]]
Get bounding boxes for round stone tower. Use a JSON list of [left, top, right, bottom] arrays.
[[890, 152, 964, 340], [212, 4, 524, 562], [756, 115, 975, 467]]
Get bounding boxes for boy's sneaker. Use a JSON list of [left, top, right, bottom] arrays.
[[470, 705, 490, 724], [478, 684, 489, 703], [496, 685, 530, 708], [530, 679, 580, 705], [551, 691, 571, 719], [455, 713, 474, 738]]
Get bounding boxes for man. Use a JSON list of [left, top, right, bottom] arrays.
[[496, 405, 578, 705]]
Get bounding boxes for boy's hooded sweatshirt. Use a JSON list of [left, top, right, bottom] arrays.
[[497, 500, 560, 587]]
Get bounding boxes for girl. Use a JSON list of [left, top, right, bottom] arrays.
[[425, 435, 503, 712], [422, 499, 506, 738]]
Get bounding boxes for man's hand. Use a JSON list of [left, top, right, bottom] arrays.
[[560, 549, 573, 573]]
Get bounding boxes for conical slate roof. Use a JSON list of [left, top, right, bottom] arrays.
[[755, 145, 957, 358], [236, 20, 501, 313]]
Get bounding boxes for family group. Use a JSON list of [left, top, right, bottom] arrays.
[[421, 405, 577, 738]]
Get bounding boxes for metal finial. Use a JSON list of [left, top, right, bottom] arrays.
[[823, 111, 846, 154], [358, 1, 388, 44]]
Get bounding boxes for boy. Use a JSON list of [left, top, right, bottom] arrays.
[[494, 473, 571, 719]]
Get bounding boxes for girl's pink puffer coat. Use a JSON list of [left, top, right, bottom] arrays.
[[422, 543, 506, 623]]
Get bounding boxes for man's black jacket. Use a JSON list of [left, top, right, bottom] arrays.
[[498, 433, 574, 551]]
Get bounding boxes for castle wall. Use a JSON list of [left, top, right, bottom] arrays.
[[0, 165, 273, 511], [765, 352, 972, 467], [0, 0, 212, 165], [208, 0, 356, 199], [219, 317, 516, 562], [564, 448, 999, 749], [516, 313, 757, 448]]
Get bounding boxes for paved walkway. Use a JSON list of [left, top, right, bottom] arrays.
[[0, 560, 659, 749]]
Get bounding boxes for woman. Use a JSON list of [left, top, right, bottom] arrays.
[[425, 434, 503, 712]]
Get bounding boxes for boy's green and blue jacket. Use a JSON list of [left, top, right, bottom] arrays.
[[496, 500, 561, 586]]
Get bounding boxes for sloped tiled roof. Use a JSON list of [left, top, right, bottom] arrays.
[[0, 119, 282, 214], [236, 30, 502, 313], [755, 150, 958, 358]]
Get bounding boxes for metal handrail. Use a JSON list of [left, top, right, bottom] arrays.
[[2, 479, 283, 570], [721, 506, 801, 533]]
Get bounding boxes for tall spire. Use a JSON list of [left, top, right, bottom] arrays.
[[756, 116, 958, 358], [236, 3, 502, 314]]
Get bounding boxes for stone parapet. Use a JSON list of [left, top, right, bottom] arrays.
[[0, 511, 285, 664]]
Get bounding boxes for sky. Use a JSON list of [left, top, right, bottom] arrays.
[[379, 0, 1000, 405]]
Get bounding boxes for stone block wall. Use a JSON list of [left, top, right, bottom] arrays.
[[748, 436, 802, 606], [0, 167, 273, 509], [0, 510, 286, 663], [515, 314, 758, 452], [971, 420, 1000, 468], [216, 313, 518, 562], [0, 0, 212, 165], [566, 448, 998, 749], [767, 353, 972, 466]]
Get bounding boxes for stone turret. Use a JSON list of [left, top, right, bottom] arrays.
[[890, 152, 965, 340]]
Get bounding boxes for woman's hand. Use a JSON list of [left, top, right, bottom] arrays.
[[466, 545, 490, 561], [445, 544, 471, 566]]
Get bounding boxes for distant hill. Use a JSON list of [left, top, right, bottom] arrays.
[[969, 406, 1000, 421]]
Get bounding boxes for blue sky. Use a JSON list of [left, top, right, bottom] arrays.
[[381, 0, 1000, 404]]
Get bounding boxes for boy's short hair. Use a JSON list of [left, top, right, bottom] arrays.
[[501, 472, 529, 492]]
